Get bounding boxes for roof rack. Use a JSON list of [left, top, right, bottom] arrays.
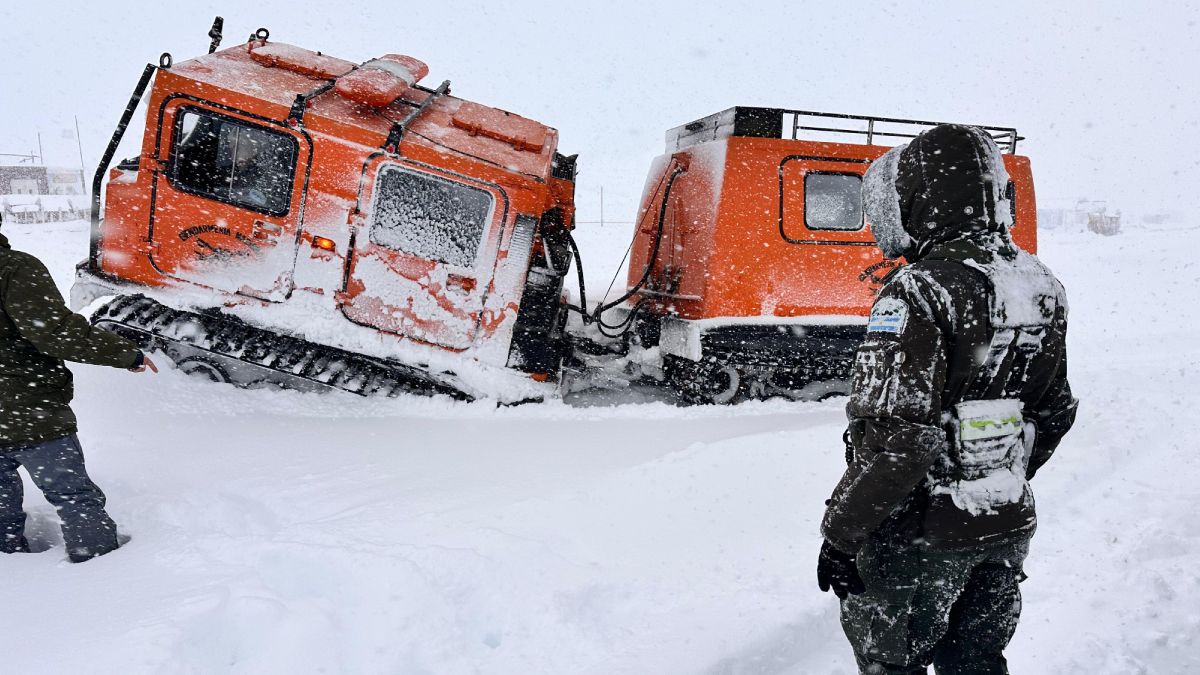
[[667, 106, 1023, 154]]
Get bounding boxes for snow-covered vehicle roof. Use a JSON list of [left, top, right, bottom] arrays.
[[164, 40, 561, 182]]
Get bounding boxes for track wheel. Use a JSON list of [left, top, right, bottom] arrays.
[[666, 356, 745, 405], [176, 356, 231, 384], [708, 365, 743, 404]]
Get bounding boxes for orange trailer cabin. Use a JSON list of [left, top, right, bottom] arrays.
[[628, 107, 1036, 402]]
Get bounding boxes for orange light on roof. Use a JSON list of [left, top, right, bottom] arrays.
[[312, 236, 336, 252]]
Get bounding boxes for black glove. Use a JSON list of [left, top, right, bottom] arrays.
[[817, 540, 865, 599]]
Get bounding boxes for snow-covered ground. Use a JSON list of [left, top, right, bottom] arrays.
[[1, 219, 1198, 674]]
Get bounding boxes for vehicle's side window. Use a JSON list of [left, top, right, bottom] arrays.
[[804, 173, 863, 231], [370, 165, 493, 267], [171, 108, 298, 217]]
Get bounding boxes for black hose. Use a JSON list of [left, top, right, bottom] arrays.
[[596, 298, 649, 339], [593, 163, 687, 318], [563, 230, 590, 322], [560, 159, 686, 339]]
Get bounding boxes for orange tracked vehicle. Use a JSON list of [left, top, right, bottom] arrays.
[[73, 19, 1038, 403], [74, 21, 579, 399]]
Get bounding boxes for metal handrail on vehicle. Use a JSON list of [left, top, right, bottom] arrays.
[[667, 107, 1024, 155], [782, 108, 1022, 154]]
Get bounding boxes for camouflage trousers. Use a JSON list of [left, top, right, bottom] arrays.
[[840, 537, 1030, 674]]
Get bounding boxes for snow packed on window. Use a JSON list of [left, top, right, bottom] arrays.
[[804, 173, 863, 231], [369, 166, 493, 268]]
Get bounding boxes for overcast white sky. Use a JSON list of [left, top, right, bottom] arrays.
[[2, 0, 1197, 223]]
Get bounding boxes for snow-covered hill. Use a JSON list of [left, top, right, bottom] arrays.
[[1, 219, 1197, 673]]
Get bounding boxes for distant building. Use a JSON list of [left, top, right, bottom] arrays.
[[0, 165, 48, 195], [1, 194, 90, 224], [0, 161, 89, 223], [1037, 198, 1121, 235], [0, 163, 86, 195]]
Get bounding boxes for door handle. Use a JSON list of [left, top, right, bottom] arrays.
[[446, 274, 477, 293], [252, 220, 283, 239]]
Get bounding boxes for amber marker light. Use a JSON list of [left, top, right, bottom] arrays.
[[312, 236, 336, 252]]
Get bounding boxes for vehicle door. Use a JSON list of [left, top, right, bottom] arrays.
[[149, 101, 310, 301], [779, 156, 889, 308], [341, 159, 504, 351]]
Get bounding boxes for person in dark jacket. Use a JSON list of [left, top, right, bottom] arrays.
[[0, 216, 157, 562], [816, 125, 1078, 673]]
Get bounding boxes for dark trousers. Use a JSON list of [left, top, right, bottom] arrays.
[[0, 434, 119, 562], [840, 538, 1029, 674]]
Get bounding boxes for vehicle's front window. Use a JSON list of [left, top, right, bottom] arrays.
[[171, 108, 298, 216]]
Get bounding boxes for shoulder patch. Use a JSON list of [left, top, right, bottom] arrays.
[[867, 297, 909, 334]]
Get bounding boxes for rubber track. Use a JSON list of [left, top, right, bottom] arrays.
[[92, 295, 471, 400]]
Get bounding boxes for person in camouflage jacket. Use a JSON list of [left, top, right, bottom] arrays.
[[1, 218, 157, 562], [816, 125, 1078, 673]]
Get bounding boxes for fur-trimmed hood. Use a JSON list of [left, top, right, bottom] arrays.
[[864, 124, 1014, 260]]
